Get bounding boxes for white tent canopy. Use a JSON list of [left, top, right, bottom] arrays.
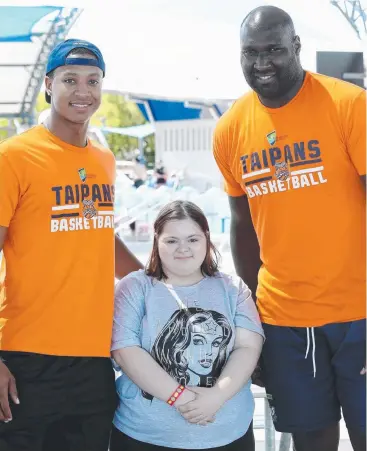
[[7, 0, 366, 100]]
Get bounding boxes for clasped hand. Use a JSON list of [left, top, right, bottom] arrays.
[[177, 386, 225, 426]]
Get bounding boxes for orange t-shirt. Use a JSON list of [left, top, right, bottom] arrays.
[[0, 125, 116, 356], [214, 72, 366, 327]]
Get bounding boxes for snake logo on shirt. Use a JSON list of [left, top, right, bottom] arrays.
[[275, 162, 289, 181], [82, 199, 98, 219]]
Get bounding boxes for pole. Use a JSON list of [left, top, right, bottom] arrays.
[[279, 433, 292, 451], [264, 400, 276, 451]]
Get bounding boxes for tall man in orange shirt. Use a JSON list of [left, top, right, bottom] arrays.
[[0, 39, 142, 450], [214, 6, 366, 451]]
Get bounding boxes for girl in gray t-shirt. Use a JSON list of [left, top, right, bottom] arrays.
[[111, 200, 264, 451]]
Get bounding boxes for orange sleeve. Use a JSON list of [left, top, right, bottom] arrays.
[[0, 152, 21, 227], [213, 123, 244, 197], [345, 90, 366, 176]]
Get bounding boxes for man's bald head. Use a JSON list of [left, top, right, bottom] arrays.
[[241, 6, 295, 37], [239, 6, 303, 103]]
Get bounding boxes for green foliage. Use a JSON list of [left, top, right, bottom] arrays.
[[35, 92, 155, 160], [91, 93, 146, 158], [35, 93, 49, 113], [0, 119, 10, 142]]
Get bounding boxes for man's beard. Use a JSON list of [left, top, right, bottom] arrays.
[[246, 59, 302, 100]]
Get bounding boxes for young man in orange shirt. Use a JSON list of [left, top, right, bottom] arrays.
[[0, 39, 142, 450], [214, 6, 366, 451]]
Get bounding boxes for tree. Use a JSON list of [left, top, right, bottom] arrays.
[[91, 93, 145, 158], [35, 92, 155, 162], [0, 119, 11, 142]]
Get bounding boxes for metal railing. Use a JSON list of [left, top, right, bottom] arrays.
[[254, 392, 292, 451]]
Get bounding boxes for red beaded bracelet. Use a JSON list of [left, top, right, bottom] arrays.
[[167, 385, 185, 406]]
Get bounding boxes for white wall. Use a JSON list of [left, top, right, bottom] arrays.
[[154, 118, 222, 186]]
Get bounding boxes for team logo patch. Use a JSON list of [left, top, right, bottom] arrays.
[[82, 199, 97, 219], [78, 168, 87, 183], [266, 130, 276, 145], [275, 162, 289, 181]]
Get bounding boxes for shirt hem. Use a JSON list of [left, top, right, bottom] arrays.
[[225, 189, 245, 197], [112, 421, 249, 449], [0, 345, 110, 358], [0, 219, 11, 227], [235, 322, 265, 339], [260, 314, 366, 328], [111, 341, 140, 351]]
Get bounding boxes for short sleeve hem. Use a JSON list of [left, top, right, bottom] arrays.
[[111, 338, 141, 352], [233, 319, 265, 340], [225, 185, 246, 197]]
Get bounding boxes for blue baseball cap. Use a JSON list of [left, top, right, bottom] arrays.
[[45, 38, 105, 103]]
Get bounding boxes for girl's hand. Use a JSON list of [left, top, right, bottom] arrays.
[[174, 388, 195, 408], [177, 386, 225, 424]]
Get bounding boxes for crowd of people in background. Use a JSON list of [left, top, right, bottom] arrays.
[[129, 154, 179, 190]]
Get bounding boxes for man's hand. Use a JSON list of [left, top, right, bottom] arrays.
[[177, 386, 225, 424], [251, 362, 265, 387], [0, 360, 19, 422], [361, 366, 366, 375]]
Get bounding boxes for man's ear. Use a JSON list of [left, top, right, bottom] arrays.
[[294, 35, 301, 56], [45, 76, 52, 97]]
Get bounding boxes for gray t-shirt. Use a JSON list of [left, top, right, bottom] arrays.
[[112, 270, 264, 449]]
